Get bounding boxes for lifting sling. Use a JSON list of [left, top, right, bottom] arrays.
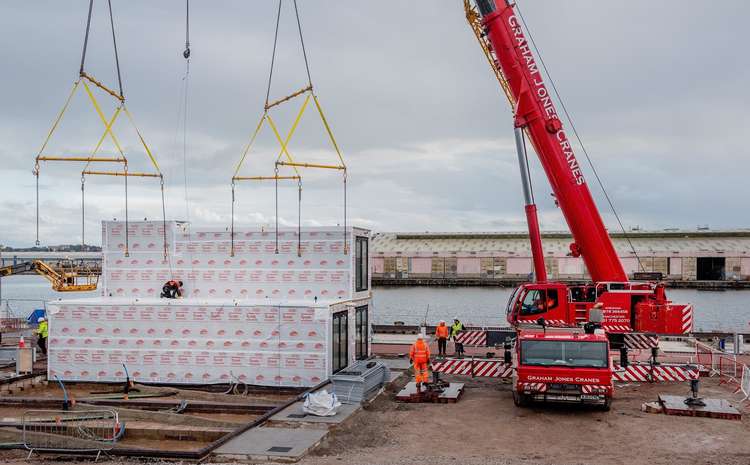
[[33, 0, 168, 261], [231, 0, 349, 257]]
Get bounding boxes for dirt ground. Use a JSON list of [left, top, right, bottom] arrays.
[[301, 376, 750, 465], [1, 376, 748, 465]]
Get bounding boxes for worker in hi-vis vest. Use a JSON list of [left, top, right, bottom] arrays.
[[451, 318, 465, 358], [409, 334, 431, 391], [435, 320, 449, 357], [36, 317, 48, 355]]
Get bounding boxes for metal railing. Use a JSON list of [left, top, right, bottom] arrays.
[[23, 409, 122, 459], [694, 340, 750, 405]]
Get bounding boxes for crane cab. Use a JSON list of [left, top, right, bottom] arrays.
[[506, 282, 572, 326]]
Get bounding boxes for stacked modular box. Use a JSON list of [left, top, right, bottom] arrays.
[[47, 221, 371, 387]]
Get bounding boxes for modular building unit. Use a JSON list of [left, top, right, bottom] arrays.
[[47, 297, 370, 387], [47, 221, 371, 387]]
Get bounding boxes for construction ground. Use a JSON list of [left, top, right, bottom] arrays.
[[0, 367, 748, 465]]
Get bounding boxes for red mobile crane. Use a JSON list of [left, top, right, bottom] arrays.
[[468, 0, 693, 337]]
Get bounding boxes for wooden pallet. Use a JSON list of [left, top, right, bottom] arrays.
[[658, 394, 742, 420], [395, 382, 464, 403]]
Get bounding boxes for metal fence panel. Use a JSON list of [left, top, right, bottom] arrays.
[[23, 409, 120, 456]]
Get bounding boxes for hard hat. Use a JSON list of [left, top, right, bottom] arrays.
[[453, 316, 459, 321], [416, 334, 424, 340], [439, 320, 445, 323], [37, 317, 45, 322]]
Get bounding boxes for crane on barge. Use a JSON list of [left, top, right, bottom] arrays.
[[466, 0, 693, 339]]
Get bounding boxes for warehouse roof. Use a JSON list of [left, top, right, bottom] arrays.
[[371, 230, 750, 256]]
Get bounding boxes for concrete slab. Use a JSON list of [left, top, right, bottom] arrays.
[[270, 401, 359, 426], [214, 426, 328, 461]]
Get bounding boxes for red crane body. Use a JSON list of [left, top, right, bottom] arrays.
[[472, 0, 693, 336]]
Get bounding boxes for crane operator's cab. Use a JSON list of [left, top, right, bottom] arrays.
[[506, 281, 693, 336]]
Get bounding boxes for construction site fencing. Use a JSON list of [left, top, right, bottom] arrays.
[[693, 340, 750, 404], [23, 409, 121, 458]]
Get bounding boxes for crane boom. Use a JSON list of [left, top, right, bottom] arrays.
[[475, 0, 626, 282]]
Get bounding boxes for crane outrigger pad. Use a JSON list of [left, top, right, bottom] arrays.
[[396, 382, 464, 403], [657, 394, 741, 420]]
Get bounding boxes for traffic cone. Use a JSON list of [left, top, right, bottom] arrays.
[[18, 336, 25, 348]]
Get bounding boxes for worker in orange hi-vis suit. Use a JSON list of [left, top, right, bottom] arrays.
[[435, 320, 450, 357], [409, 334, 431, 391]]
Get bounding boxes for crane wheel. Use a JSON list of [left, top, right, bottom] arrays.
[[513, 391, 530, 407]]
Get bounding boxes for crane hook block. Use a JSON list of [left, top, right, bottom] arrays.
[[183, 48, 191, 59]]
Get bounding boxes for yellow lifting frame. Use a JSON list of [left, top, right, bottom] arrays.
[[33, 71, 165, 261], [34, 73, 161, 178], [231, 85, 350, 255]]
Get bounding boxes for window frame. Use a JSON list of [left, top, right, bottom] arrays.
[[332, 310, 349, 373], [355, 305, 369, 360], [355, 236, 369, 292]]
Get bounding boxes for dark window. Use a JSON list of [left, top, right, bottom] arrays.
[[356, 237, 369, 291], [355, 305, 369, 360], [520, 340, 608, 368], [332, 311, 349, 373]]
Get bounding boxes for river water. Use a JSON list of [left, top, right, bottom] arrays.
[[2, 275, 748, 332]]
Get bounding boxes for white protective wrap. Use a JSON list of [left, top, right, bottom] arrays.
[[47, 298, 329, 387]]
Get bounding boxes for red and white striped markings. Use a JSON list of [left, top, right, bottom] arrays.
[[624, 333, 660, 350], [581, 384, 610, 394], [431, 358, 512, 378], [519, 382, 547, 393], [612, 363, 699, 383], [601, 324, 632, 333], [681, 304, 694, 334], [454, 330, 487, 347]]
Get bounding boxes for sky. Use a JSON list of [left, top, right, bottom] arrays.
[[1, 0, 748, 247]]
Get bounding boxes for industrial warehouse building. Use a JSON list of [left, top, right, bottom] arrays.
[[371, 230, 750, 283]]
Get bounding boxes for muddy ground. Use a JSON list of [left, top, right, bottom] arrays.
[[302, 376, 750, 465], [0, 376, 748, 465]]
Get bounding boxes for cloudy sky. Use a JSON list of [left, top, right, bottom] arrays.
[[1, 1, 748, 247]]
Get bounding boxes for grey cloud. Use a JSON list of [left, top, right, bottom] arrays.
[[1, 0, 748, 247]]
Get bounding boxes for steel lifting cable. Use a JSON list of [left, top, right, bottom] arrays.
[[124, 163, 129, 256], [182, 0, 191, 223], [270, 0, 282, 253], [275, 166, 279, 254], [514, 2, 644, 272], [265, 0, 283, 109], [297, 178, 302, 257], [81, 174, 86, 247], [230, 181, 236, 256], [293, 0, 313, 89], [79, 0, 94, 75], [107, 0, 124, 98]]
